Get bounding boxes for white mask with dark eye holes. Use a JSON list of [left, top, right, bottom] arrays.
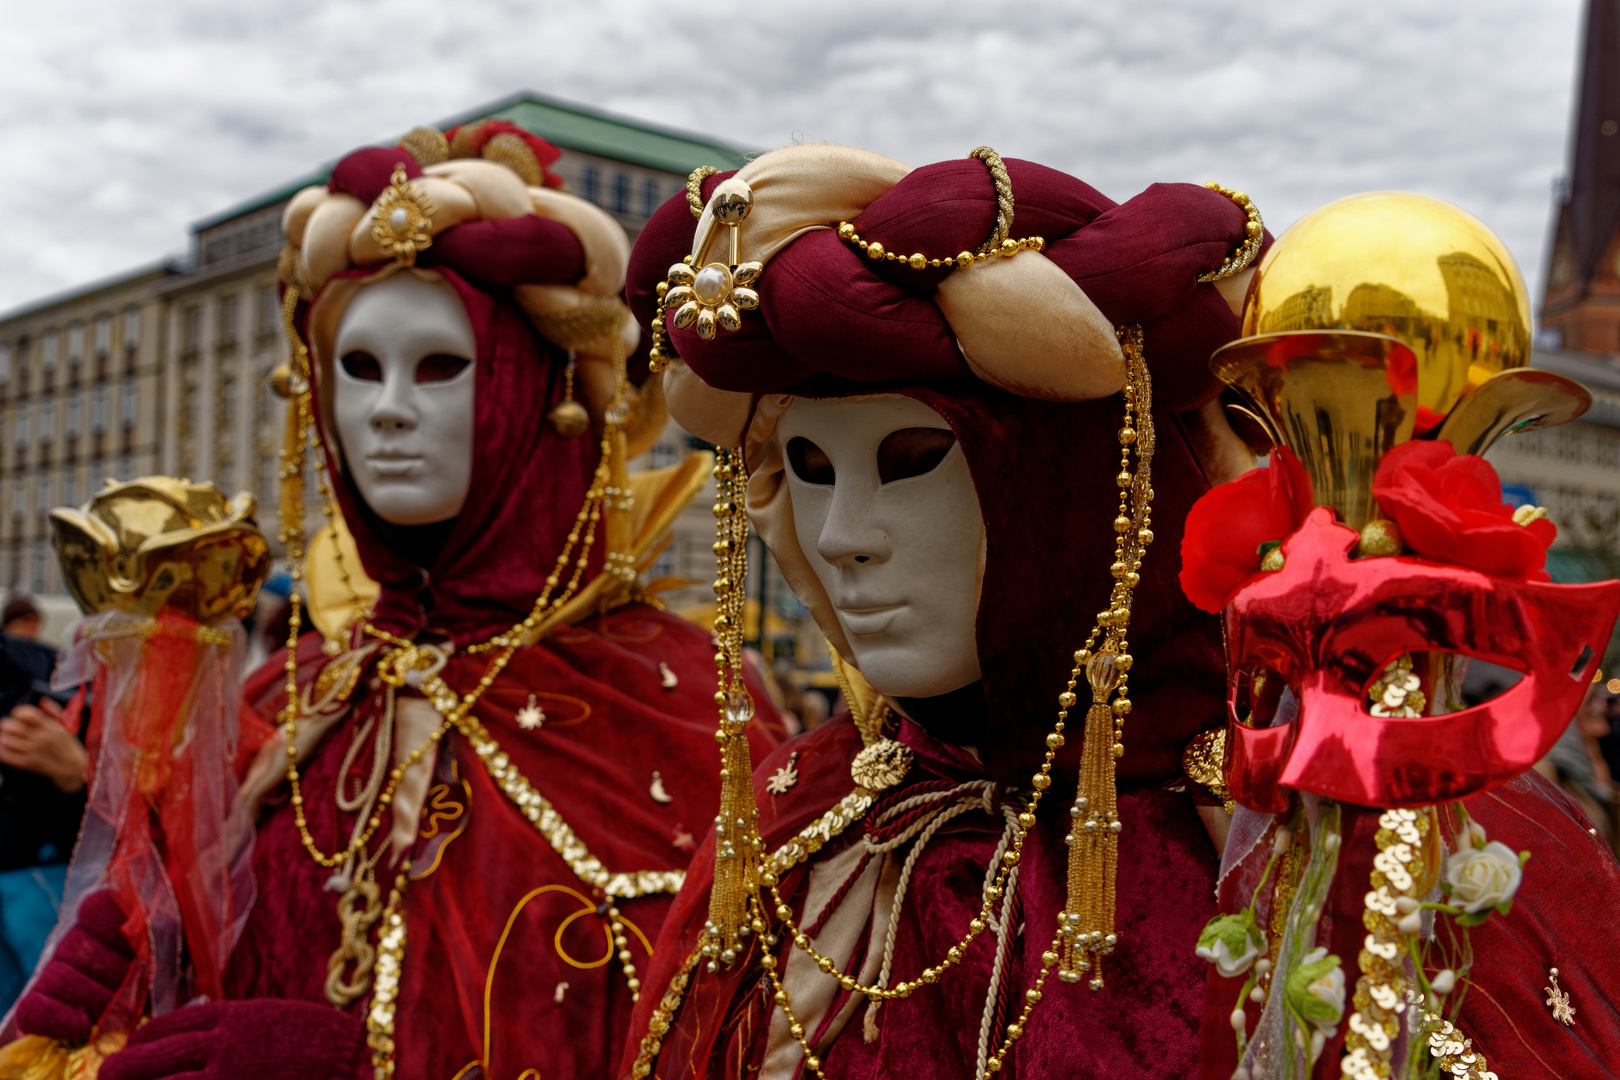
[[332, 275, 477, 526], [778, 394, 985, 700]]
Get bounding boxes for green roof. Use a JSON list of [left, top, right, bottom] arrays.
[[475, 93, 751, 175], [192, 91, 750, 231]]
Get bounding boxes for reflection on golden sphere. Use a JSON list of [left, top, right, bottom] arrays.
[[1242, 192, 1531, 420], [1356, 518, 1405, 558], [548, 399, 591, 438]]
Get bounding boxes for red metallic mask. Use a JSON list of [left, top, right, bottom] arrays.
[[1223, 508, 1620, 811]]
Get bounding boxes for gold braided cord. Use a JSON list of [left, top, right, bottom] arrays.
[[968, 147, 1015, 256], [1195, 181, 1264, 283], [686, 166, 719, 219]]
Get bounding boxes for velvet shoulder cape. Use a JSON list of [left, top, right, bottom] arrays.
[[230, 603, 782, 1079]]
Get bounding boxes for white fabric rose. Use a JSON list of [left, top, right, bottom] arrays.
[[1446, 840, 1523, 913], [1197, 912, 1263, 978]]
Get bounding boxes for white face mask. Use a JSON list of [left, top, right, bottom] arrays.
[[778, 395, 984, 700], [332, 275, 477, 526]]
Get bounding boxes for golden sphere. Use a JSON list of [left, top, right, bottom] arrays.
[[548, 399, 591, 438], [1242, 192, 1531, 420], [1357, 518, 1405, 558]]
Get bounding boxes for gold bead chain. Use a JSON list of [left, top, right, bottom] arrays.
[[835, 222, 1045, 272], [697, 328, 1154, 1079]]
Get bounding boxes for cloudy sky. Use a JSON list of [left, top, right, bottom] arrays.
[[1, 0, 1589, 318]]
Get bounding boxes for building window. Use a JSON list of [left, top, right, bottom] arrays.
[[62, 467, 76, 509], [10, 480, 23, 518], [41, 329, 58, 372], [65, 389, 81, 440], [118, 451, 132, 482], [35, 472, 49, 513], [94, 313, 112, 359], [121, 374, 137, 429], [32, 547, 45, 594], [221, 296, 240, 345], [258, 285, 279, 339], [642, 177, 660, 218], [613, 171, 630, 214], [123, 305, 141, 350], [13, 403, 26, 449], [0, 343, 10, 387], [183, 307, 201, 355], [66, 322, 84, 365], [37, 398, 52, 444], [583, 165, 600, 205], [92, 383, 108, 434]]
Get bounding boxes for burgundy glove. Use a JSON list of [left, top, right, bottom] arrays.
[[99, 999, 366, 1080], [14, 890, 135, 1044]]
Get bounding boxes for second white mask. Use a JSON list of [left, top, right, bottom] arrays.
[[331, 274, 477, 526]]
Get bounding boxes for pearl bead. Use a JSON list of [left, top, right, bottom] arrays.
[[389, 207, 409, 230], [693, 264, 732, 305]]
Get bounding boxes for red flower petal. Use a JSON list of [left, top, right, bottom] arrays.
[[1180, 448, 1315, 613], [1371, 440, 1555, 580]]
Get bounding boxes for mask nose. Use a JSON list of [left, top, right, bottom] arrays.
[[369, 370, 418, 434], [816, 482, 891, 569]]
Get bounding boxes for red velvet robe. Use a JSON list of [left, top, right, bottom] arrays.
[[230, 608, 781, 1079], [216, 261, 784, 1078]]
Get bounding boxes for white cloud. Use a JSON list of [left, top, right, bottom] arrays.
[[0, 0, 1584, 316]]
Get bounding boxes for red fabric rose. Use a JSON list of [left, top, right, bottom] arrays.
[[1371, 439, 1556, 580], [1180, 447, 1315, 613]]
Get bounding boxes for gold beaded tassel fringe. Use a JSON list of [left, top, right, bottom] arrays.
[[701, 449, 764, 971], [1059, 327, 1155, 990]]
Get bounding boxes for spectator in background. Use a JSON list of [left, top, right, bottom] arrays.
[[1, 596, 41, 640], [1536, 682, 1618, 852], [0, 595, 87, 1013]]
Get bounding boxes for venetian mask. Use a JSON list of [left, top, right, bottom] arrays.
[[331, 275, 477, 526], [777, 395, 985, 700], [1224, 509, 1620, 811]]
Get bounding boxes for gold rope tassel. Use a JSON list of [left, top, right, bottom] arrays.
[[701, 449, 763, 971], [1059, 326, 1154, 990]]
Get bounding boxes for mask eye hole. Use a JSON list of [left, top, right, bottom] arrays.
[[416, 353, 472, 384], [1232, 666, 1290, 729], [339, 351, 382, 381], [1363, 652, 1526, 717], [877, 427, 956, 484], [786, 437, 835, 485]]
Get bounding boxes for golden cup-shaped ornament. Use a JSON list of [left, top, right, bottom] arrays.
[[1213, 192, 1588, 529], [50, 477, 271, 623], [1242, 192, 1531, 416]]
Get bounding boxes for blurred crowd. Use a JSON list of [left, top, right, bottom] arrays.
[[1538, 681, 1620, 854], [0, 592, 87, 1012]]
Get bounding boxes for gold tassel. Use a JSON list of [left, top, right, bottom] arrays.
[[701, 448, 762, 971], [1058, 326, 1154, 990]]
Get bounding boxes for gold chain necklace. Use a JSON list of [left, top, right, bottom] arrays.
[[631, 326, 1154, 1079]]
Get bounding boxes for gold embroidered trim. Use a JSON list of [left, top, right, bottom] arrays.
[[629, 945, 704, 1078], [444, 705, 684, 899]]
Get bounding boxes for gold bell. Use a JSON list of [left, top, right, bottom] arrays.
[[548, 399, 590, 438]]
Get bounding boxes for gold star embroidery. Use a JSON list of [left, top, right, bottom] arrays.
[[516, 693, 545, 731], [1546, 968, 1576, 1027], [765, 752, 799, 795]]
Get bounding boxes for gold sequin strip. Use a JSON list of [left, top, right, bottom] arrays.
[[366, 864, 410, 1080], [1341, 808, 1434, 1079], [1423, 1013, 1496, 1079]]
